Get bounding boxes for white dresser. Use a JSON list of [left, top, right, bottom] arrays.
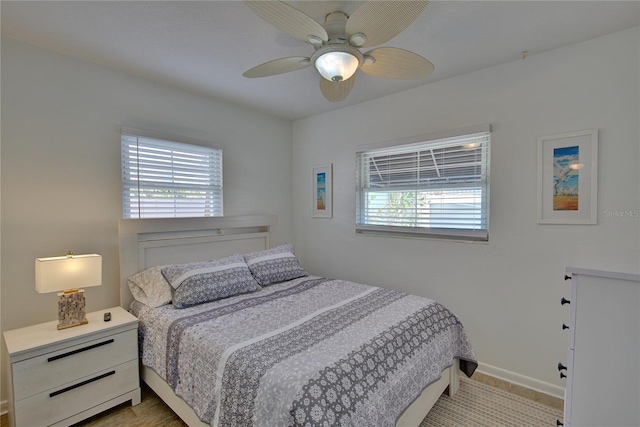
[[561, 267, 640, 427], [3, 307, 141, 427]]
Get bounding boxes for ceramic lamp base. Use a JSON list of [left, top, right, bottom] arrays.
[[57, 289, 88, 330]]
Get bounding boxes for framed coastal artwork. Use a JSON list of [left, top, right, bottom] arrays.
[[537, 129, 598, 224], [312, 164, 332, 218]]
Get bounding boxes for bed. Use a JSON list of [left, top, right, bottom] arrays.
[[118, 216, 477, 427]]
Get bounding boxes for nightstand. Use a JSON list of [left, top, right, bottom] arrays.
[[3, 306, 141, 427]]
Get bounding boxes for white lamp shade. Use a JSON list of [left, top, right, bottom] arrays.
[[35, 254, 102, 293], [315, 51, 359, 82]]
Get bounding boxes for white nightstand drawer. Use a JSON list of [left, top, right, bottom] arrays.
[[12, 328, 137, 401], [14, 359, 139, 427]]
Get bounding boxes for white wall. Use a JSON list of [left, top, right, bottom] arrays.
[[0, 37, 293, 403], [292, 27, 640, 395]]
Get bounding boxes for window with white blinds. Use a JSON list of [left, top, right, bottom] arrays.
[[356, 126, 490, 241], [121, 130, 223, 219]]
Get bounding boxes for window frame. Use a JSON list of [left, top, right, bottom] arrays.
[[355, 125, 490, 242], [121, 126, 223, 219]]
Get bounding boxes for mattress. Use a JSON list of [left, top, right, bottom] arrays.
[[131, 275, 477, 427]]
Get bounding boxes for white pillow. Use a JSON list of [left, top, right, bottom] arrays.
[[127, 266, 173, 308]]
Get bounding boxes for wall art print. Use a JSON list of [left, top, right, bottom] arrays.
[[537, 129, 598, 224], [312, 164, 332, 218]]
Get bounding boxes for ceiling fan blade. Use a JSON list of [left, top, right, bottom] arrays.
[[243, 57, 311, 78], [346, 0, 428, 48], [319, 75, 355, 102], [360, 48, 434, 80], [245, 0, 328, 45]]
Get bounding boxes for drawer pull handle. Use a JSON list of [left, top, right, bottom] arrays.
[[558, 362, 567, 379], [49, 370, 115, 398], [47, 339, 114, 362], [560, 297, 570, 306], [564, 275, 571, 281], [562, 323, 569, 330], [557, 420, 564, 426]]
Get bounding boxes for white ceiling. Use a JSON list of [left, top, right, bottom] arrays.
[[2, 1, 638, 120]]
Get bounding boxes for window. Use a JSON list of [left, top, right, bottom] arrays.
[[121, 128, 223, 219], [356, 125, 490, 241]]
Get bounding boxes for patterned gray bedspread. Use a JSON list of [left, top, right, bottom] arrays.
[[131, 276, 477, 427]]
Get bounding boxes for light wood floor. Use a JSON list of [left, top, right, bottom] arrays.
[[0, 374, 563, 426]]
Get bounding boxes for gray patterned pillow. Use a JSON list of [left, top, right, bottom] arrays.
[[161, 254, 260, 308], [243, 244, 308, 286]]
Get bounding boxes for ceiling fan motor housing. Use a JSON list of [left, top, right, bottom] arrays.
[[323, 11, 349, 44]]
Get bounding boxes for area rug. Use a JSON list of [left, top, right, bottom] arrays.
[[420, 377, 564, 426]]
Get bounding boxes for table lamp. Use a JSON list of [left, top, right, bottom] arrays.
[[35, 252, 102, 330]]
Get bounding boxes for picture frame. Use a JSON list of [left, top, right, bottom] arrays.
[[537, 129, 598, 224], [312, 164, 332, 218]]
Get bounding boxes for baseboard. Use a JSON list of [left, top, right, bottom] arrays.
[[476, 362, 565, 400], [1, 399, 8, 416]]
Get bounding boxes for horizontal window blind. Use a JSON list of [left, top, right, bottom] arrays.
[[121, 133, 223, 219], [356, 129, 490, 241]]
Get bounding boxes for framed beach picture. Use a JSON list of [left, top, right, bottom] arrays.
[[537, 129, 598, 224], [312, 164, 332, 218]]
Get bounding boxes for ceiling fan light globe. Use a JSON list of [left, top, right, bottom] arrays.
[[315, 51, 359, 82]]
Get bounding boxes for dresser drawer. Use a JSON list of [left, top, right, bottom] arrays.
[[14, 359, 139, 427], [12, 328, 137, 401]]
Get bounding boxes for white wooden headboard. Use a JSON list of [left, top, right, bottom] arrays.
[[118, 215, 277, 308]]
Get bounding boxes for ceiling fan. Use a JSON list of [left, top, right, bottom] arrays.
[[243, 0, 434, 102]]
